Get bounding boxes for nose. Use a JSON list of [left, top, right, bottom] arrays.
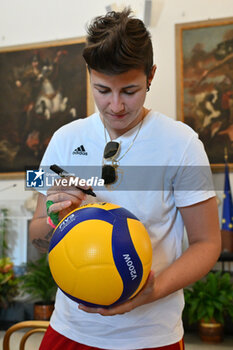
[[110, 93, 125, 113]]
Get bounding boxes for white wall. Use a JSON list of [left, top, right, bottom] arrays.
[[0, 0, 233, 265]]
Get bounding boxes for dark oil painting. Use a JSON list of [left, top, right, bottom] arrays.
[[176, 18, 233, 169], [0, 38, 90, 175]]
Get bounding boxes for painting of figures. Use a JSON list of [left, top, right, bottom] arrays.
[[176, 18, 233, 169], [0, 38, 92, 176]]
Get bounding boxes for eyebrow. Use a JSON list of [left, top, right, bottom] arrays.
[[93, 83, 139, 89]]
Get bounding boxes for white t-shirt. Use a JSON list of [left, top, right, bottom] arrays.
[[40, 111, 215, 349]]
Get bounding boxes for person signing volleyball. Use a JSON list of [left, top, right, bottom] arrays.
[[30, 8, 221, 350]]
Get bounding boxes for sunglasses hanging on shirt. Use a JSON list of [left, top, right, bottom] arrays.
[[101, 112, 145, 186], [102, 141, 121, 185]]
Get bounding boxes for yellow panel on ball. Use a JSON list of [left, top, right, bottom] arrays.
[[49, 219, 124, 305]]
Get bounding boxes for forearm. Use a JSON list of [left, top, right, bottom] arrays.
[[29, 189, 86, 253], [152, 198, 221, 298], [153, 239, 221, 301], [29, 216, 54, 253]]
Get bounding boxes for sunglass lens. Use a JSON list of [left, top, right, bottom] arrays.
[[104, 141, 120, 159], [102, 165, 116, 184]]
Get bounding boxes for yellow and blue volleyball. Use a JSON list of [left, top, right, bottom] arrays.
[[48, 202, 152, 307]]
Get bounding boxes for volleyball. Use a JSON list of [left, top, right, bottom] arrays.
[[48, 202, 152, 307]]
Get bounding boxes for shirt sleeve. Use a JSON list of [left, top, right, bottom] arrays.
[[173, 134, 216, 207]]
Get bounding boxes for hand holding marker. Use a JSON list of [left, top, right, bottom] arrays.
[[46, 164, 96, 228], [50, 164, 96, 197]]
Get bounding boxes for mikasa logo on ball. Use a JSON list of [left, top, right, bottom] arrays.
[[123, 254, 137, 280], [59, 214, 76, 231]]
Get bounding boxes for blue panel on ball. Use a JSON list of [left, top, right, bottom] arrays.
[[49, 207, 115, 253], [111, 218, 143, 305], [109, 207, 139, 221]]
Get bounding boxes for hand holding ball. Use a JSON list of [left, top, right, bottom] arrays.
[[48, 202, 152, 307]]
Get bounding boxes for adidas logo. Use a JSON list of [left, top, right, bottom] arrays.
[[72, 145, 88, 155]]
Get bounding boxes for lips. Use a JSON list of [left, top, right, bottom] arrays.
[[109, 113, 128, 118]]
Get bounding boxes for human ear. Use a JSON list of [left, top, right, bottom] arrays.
[[147, 65, 157, 91], [148, 65, 157, 84]]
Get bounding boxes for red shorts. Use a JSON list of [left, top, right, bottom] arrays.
[[39, 325, 185, 350]]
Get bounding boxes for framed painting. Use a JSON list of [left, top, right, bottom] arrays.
[[0, 37, 94, 178], [176, 17, 233, 171]]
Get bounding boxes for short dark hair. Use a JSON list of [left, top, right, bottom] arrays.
[[82, 8, 153, 77]]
